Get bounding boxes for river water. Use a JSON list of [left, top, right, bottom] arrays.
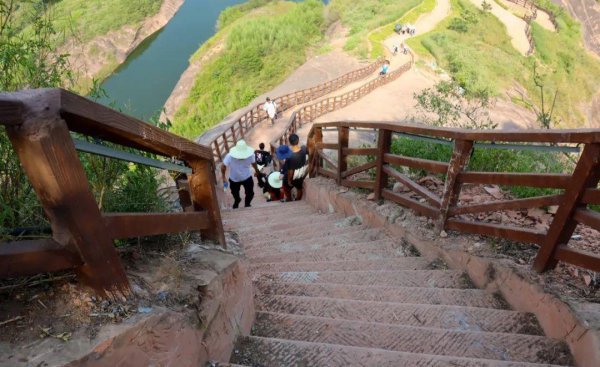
[[99, 0, 329, 121], [98, 0, 245, 120]]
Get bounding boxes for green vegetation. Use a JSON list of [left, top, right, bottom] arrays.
[[173, 0, 325, 138], [407, 0, 600, 127], [329, 0, 422, 58], [1, 3, 168, 239], [216, 0, 273, 30], [14, 0, 162, 44], [368, 0, 436, 58], [390, 138, 571, 198]]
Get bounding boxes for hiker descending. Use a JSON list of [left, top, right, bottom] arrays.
[[263, 97, 277, 125], [393, 45, 399, 56], [254, 142, 272, 170], [379, 60, 390, 76], [401, 42, 409, 55], [221, 140, 260, 209], [263, 171, 284, 202], [277, 134, 308, 202]]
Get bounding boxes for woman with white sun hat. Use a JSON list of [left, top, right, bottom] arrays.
[[220, 140, 261, 209]]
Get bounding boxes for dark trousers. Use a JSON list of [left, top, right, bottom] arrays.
[[230, 176, 254, 208]]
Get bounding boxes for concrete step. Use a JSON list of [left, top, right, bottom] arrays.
[[256, 295, 542, 335], [248, 239, 406, 263], [231, 212, 343, 234], [231, 336, 571, 366], [249, 258, 431, 273], [255, 281, 510, 308], [251, 312, 572, 364], [253, 269, 470, 288], [243, 220, 369, 248], [244, 228, 387, 257]]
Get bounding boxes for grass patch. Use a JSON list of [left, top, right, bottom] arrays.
[[368, 0, 436, 58], [407, 0, 600, 127], [17, 0, 162, 45], [172, 0, 325, 138], [330, 0, 422, 58]]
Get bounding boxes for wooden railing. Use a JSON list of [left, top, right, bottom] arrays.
[[269, 55, 414, 163], [0, 88, 224, 297], [208, 60, 384, 163], [307, 121, 600, 273]]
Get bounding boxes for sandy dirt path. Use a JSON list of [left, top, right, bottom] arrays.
[[498, 0, 556, 32], [467, 0, 530, 55], [383, 0, 452, 54]]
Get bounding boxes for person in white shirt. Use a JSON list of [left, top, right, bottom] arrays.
[[263, 97, 277, 125], [221, 140, 260, 209]]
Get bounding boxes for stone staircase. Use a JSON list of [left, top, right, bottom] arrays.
[[221, 201, 574, 366]]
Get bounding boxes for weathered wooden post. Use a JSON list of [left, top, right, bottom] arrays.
[[438, 139, 474, 231], [374, 128, 392, 200], [337, 125, 349, 185], [0, 89, 130, 297], [533, 143, 600, 272]]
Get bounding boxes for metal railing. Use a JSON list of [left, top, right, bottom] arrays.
[[307, 121, 600, 273], [0, 88, 224, 297]]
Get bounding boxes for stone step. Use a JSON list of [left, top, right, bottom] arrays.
[[244, 228, 387, 257], [231, 336, 571, 367], [243, 220, 369, 248], [256, 295, 541, 335], [248, 239, 407, 263], [243, 220, 370, 249], [256, 281, 508, 308], [249, 258, 431, 273], [223, 206, 319, 227], [230, 212, 343, 234], [253, 269, 470, 289], [239, 218, 360, 244], [222, 200, 310, 218], [251, 312, 572, 364]]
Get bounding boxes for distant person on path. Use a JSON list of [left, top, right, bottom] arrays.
[[263, 97, 277, 125], [278, 134, 308, 202], [393, 45, 399, 55], [221, 140, 260, 209], [401, 43, 409, 55], [379, 60, 390, 76]]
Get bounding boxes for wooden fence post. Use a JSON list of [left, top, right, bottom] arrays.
[[188, 159, 226, 247], [533, 143, 600, 272], [5, 98, 130, 297], [374, 129, 392, 200], [337, 126, 349, 184], [438, 139, 474, 231], [309, 126, 323, 178]]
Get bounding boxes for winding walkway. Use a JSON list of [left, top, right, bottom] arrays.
[[383, 0, 452, 54], [467, 0, 531, 55]]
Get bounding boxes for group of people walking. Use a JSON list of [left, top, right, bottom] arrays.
[[220, 133, 308, 209]]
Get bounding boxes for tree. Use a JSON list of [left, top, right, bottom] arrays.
[[414, 80, 497, 130]]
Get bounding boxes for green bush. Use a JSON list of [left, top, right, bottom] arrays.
[[390, 137, 573, 198], [173, 0, 325, 138]]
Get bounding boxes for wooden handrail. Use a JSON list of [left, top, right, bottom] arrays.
[[0, 88, 224, 297], [269, 57, 414, 160], [206, 59, 385, 163], [306, 121, 600, 274]]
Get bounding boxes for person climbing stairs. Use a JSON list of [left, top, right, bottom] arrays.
[[219, 201, 574, 366]]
